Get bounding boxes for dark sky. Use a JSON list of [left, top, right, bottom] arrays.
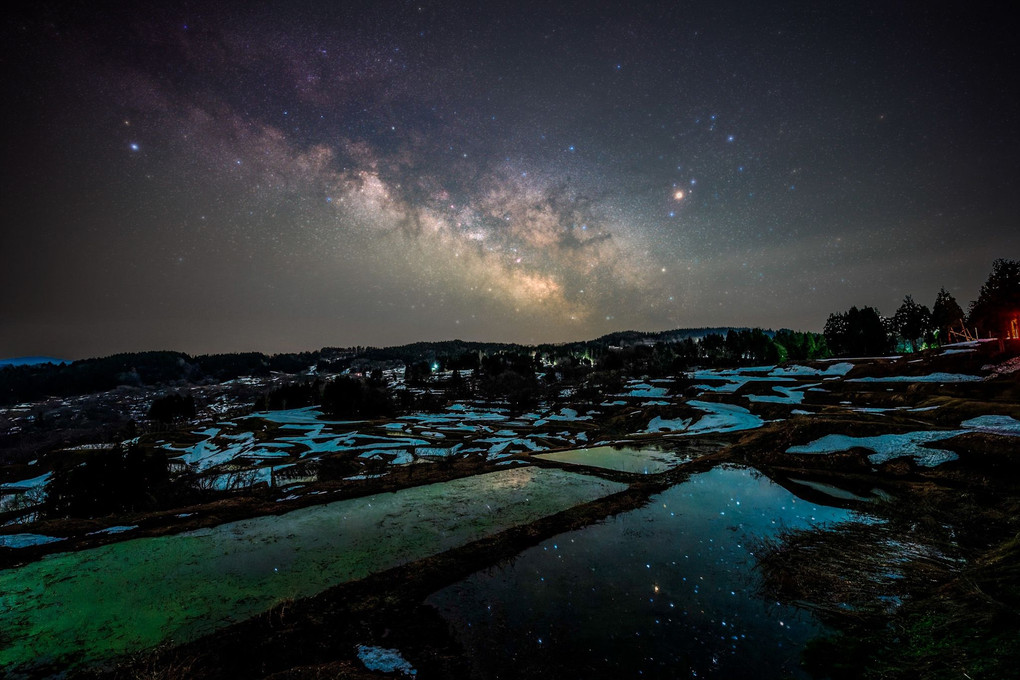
[[2, 1, 1017, 358]]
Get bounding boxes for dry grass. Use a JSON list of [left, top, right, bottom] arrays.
[[754, 486, 1020, 680], [755, 518, 963, 623]]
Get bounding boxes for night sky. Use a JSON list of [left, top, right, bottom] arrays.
[[2, 1, 1017, 358]]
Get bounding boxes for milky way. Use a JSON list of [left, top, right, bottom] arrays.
[[2, 1, 1017, 357]]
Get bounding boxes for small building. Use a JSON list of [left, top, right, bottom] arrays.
[[990, 309, 1020, 340]]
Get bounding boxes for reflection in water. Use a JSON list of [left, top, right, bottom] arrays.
[[536, 444, 684, 474], [0, 468, 626, 672], [428, 466, 867, 679]]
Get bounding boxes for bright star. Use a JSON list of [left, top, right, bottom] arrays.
[[674, 190, 685, 200]]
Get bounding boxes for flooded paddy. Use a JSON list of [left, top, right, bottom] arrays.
[[535, 444, 683, 474], [4, 345, 1016, 678], [428, 466, 866, 679], [0, 467, 626, 673]]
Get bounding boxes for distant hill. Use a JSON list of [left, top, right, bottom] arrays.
[[356, 339, 526, 363], [0, 350, 322, 406], [352, 329, 756, 363], [0, 327, 795, 406], [590, 327, 757, 346], [0, 356, 69, 368]]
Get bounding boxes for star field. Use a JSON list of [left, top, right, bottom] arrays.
[[2, 1, 1017, 357]]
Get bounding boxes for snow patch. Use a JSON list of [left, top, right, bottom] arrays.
[[415, 446, 458, 458], [543, 408, 591, 422], [89, 525, 137, 535], [849, 373, 982, 383], [770, 362, 854, 377], [356, 645, 418, 675], [747, 384, 817, 405], [624, 382, 670, 398], [690, 371, 795, 394], [252, 407, 334, 425], [0, 472, 51, 492], [786, 431, 962, 467], [645, 416, 692, 432], [960, 415, 1020, 436], [0, 533, 65, 549], [644, 401, 763, 435]]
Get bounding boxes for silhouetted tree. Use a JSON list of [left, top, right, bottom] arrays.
[[321, 376, 394, 418], [574, 370, 624, 408], [773, 329, 829, 360], [405, 361, 433, 386], [598, 350, 625, 370], [824, 306, 893, 356], [892, 295, 932, 352], [473, 351, 539, 413], [445, 369, 472, 399], [147, 392, 196, 423], [700, 333, 726, 363], [261, 381, 320, 410], [930, 287, 965, 344], [968, 259, 1020, 338]]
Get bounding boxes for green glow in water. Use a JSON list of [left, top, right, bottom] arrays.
[[536, 445, 682, 474], [0, 468, 626, 672]]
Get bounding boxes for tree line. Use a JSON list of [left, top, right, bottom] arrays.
[[823, 259, 1020, 356], [0, 349, 353, 407]]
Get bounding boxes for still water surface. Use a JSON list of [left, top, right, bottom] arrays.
[[0, 467, 625, 672], [428, 465, 864, 679], [536, 444, 684, 474]]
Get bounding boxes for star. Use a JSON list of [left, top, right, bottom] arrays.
[[4, 1, 1014, 355]]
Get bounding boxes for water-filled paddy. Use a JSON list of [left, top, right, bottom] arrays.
[[428, 466, 865, 679], [0, 467, 626, 672], [536, 444, 683, 474]]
